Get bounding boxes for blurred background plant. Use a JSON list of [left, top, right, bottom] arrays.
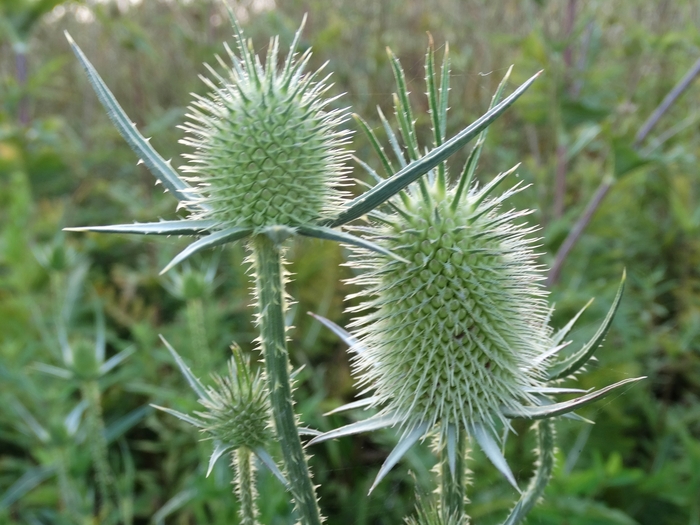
[[1, 0, 699, 523]]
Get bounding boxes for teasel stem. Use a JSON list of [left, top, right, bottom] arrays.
[[439, 425, 468, 523], [81, 379, 115, 518], [186, 297, 210, 373], [56, 446, 84, 523], [251, 235, 323, 525], [234, 447, 259, 525], [502, 419, 556, 525]]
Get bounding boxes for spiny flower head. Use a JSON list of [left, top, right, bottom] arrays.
[[196, 352, 271, 450], [154, 338, 287, 483], [180, 14, 352, 231], [309, 45, 641, 493], [348, 173, 551, 439]]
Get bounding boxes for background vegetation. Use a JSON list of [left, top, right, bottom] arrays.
[[1, 0, 699, 523]]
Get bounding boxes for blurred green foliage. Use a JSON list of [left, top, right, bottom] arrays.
[[1, 0, 699, 523]]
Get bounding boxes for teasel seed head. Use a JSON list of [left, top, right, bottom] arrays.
[[348, 178, 551, 439], [180, 16, 352, 231]]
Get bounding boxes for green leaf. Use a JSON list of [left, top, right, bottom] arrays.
[[206, 441, 232, 477], [307, 413, 402, 446], [368, 423, 428, 494], [503, 377, 645, 420], [159, 335, 209, 400], [105, 405, 153, 443], [329, 70, 541, 227], [548, 271, 626, 380], [552, 298, 594, 346], [296, 225, 410, 263], [470, 422, 520, 492], [65, 219, 217, 236], [160, 226, 252, 274], [65, 32, 199, 208], [254, 447, 289, 487], [0, 466, 55, 509]]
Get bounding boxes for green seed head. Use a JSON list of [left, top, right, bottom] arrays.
[[180, 19, 351, 231], [197, 347, 271, 450], [348, 182, 551, 437]]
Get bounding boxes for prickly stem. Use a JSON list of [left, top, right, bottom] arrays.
[[251, 235, 323, 525]]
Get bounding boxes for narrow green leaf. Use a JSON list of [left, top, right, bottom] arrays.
[[0, 466, 55, 509], [105, 405, 153, 443], [206, 442, 232, 477], [296, 225, 410, 263], [65, 33, 197, 207], [323, 397, 378, 416], [552, 298, 595, 346], [328, 70, 541, 227], [307, 414, 401, 446], [160, 226, 252, 274], [503, 377, 645, 420], [425, 37, 446, 194], [307, 311, 364, 352], [548, 271, 626, 380], [254, 447, 289, 487], [100, 346, 136, 375], [151, 405, 204, 429], [153, 489, 198, 525], [368, 423, 428, 494], [470, 422, 520, 492], [64, 400, 89, 436], [159, 335, 209, 400], [33, 362, 72, 379], [353, 113, 395, 177], [65, 219, 217, 236], [452, 65, 513, 210]]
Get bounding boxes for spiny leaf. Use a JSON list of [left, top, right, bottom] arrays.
[[65, 219, 217, 236], [65, 33, 198, 207], [470, 422, 520, 492], [503, 377, 645, 420], [328, 70, 541, 227], [368, 423, 428, 494], [307, 413, 402, 446], [296, 225, 410, 263], [548, 271, 626, 380], [160, 226, 252, 274], [159, 335, 209, 400]]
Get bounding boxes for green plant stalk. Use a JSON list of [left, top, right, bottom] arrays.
[[234, 447, 259, 525], [439, 429, 467, 522], [503, 419, 556, 525], [187, 297, 210, 373], [251, 235, 323, 525], [56, 447, 84, 523], [81, 379, 114, 517]]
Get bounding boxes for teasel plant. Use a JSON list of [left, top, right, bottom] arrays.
[[153, 338, 284, 525], [65, 6, 545, 524], [307, 42, 645, 524]]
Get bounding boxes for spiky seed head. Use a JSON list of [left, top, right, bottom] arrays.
[[348, 182, 552, 438], [180, 20, 352, 231], [197, 348, 271, 450], [71, 338, 99, 380]]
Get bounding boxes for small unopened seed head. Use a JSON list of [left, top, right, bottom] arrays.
[[197, 349, 271, 450]]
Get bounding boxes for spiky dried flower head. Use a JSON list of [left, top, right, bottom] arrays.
[[348, 175, 551, 438], [196, 347, 272, 450], [180, 15, 352, 231]]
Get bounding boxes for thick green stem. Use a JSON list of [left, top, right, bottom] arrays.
[[439, 426, 468, 522], [187, 297, 210, 373], [251, 235, 323, 525], [234, 447, 259, 525], [81, 379, 114, 518], [502, 419, 556, 525]]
